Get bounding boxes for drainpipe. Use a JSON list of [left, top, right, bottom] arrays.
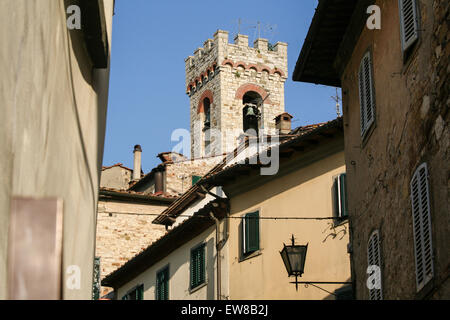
[[209, 211, 221, 300]]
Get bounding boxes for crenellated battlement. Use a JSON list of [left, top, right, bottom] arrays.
[[187, 30, 288, 159]]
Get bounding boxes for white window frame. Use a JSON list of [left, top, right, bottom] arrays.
[[399, 0, 420, 54], [358, 51, 376, 138], [410, 162, 434, 292], [367, 230, 383, 300]]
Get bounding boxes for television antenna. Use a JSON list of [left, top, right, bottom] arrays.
[[251, 21, 278, 43], [233, 19, 278, 44], [331, 88, 342, 117]]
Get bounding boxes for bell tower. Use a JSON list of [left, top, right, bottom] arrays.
[[185, 30, 288, 158]]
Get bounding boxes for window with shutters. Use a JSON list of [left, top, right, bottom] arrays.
[[241, 211, 260, 257], [190, 243, 206, 290], [122, 284, 144, 300], [332, 173, 349, 220], [399, 0, 420, 56], [156, 266, 169, 300], [367, 230, 383, 300], [358, 51, 376, 139], [410, 163, 434, 292]]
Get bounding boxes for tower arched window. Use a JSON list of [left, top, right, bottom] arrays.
[[203, 97, 212, 156], [242, 91, 262, 135], [203, 98, 211, 128]]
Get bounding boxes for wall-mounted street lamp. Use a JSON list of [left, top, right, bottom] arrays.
[[280, 235, 352, 292], [280, 235, 308, 291]]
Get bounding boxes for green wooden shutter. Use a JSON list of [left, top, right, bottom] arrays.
[[192, 175, 201, 185], [339, 174, 348, 217], [332, 178, 339, 218], [156, 267, 169, 300], [199, 245, 205, 285], [244, 211, 260, 253], [156, 272, 161, 300], [190, 249, 195, 288], [163, 268, 169, 300], [137, 284, 144, 300], [190, 244, 206, 289]]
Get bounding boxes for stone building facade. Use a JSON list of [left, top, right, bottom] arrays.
[[96, 188, 175, 297], [294, 0, 449, 299], [97, 151, 222, 297], [186, 30, 288, 158], [130, 152, 223, 196]]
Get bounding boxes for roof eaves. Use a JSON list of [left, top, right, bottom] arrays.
[[292, 0, 359, 86], [201, 118, 343, 185], [99, 188, 178, 203]]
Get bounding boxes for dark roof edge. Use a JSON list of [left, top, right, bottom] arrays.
[[99, 189, 176, 204], [293, 0, 371, 85], [201, 118, 343, 185]]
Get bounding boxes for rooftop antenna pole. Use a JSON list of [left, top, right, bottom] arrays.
[[331, 88, 341, 117], [238, 18, 241, 34]]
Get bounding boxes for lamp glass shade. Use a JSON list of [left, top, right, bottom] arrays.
[[280, 244, 307, 276]]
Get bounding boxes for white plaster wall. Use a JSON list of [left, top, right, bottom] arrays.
[[117, 225, 230, 300]]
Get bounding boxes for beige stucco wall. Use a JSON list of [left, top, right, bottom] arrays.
[[0, 0, 114, 299], [116, 225, 229, 300], [100, 166, 133, 190], [227, 150, 350, 299]]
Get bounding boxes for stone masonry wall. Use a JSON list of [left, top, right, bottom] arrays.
[[342, 0, 449, 299], [96, 199, 168, 296], [165, 155, 224, 195]]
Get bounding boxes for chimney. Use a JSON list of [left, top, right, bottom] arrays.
[[275, 113, 293, 135], [154, 170, 164, 194], [132, 145, 142, 181]]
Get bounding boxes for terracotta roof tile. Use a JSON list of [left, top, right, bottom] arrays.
[[99, 187, 178, 199]]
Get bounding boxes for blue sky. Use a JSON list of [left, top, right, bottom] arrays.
[[103, 0, 339, 172]]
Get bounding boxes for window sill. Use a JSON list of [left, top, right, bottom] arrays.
[[401, 39, 421, 72], [361, 122, 376, 149], [189, 281, 208, 294], [333, 217, 349, 227], [239, 250, 262, 263], [414, 278, 435, 300]]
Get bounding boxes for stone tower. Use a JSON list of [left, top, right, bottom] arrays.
[[185, 30, 288, 158]]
